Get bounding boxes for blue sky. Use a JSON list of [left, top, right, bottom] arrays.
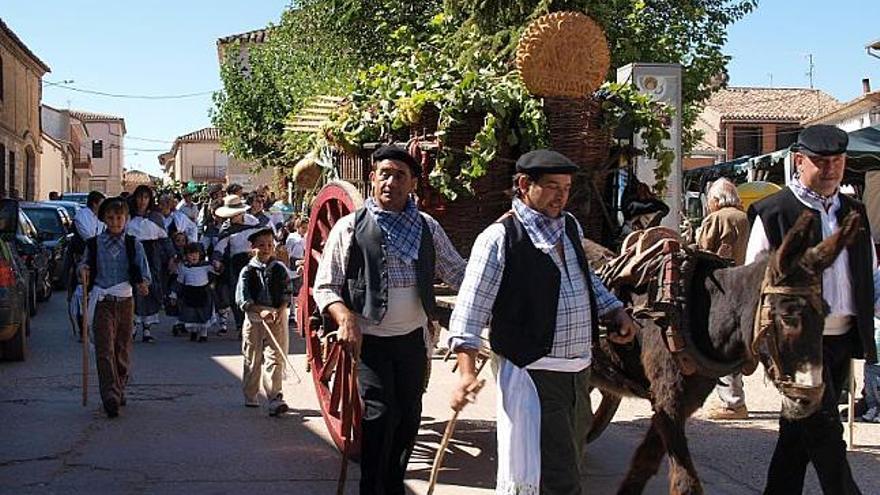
[[3, 1, 879, 177]]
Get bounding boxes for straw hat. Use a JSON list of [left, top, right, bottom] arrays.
[[215, 194, 250, 218]]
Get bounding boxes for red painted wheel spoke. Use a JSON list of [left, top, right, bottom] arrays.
[[321, 343, 342, 383]]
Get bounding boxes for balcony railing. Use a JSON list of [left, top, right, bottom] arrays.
[[192, 166, 227, 180], [74, 155, 91, 169]]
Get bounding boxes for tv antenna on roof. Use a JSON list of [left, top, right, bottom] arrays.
[[805, 54, 815, 89]]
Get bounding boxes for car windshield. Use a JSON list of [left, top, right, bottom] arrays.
[[22, 208, 64, 235]]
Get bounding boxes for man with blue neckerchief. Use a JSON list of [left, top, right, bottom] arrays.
[[448, 149, 639, 495], [314, 145, 466, 495]]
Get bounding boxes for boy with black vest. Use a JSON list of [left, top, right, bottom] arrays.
[[313, 145, 465, 495], [79, 197, 152, 418], [448, 149, 638, 495], [748, 125, 880, 495], [235, 227, 292, 416]]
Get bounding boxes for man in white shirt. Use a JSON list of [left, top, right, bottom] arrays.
[[750, 125, 880, 495], [74, 191, 106, 241], [176, 190, 199, 222], [313, 146, 466, 495]]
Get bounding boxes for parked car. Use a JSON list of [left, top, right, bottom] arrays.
[[0, 199, 33, 361], [16, 209, 53, 310], [22, 202, 73, 289], [43, 200, 82, 220], [60, 192, 89, 205]]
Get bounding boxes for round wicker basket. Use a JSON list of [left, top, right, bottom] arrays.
[[516, 11, 611, 98]]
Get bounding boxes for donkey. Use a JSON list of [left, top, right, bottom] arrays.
[[589, 211, 862, 494]]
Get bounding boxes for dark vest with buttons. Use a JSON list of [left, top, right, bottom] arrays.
[[490, 213, 600, 367], [342, 208, 436, 324], [749, 187, 877, 363], [85, 235, 144, 292]]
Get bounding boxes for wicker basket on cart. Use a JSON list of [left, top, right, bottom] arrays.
[[416, 113, 515, 257]]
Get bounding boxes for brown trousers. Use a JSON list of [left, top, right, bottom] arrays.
[[93, 297, 134, 407]]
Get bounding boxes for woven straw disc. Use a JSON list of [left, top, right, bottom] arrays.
[[516, 11, 611, 98]]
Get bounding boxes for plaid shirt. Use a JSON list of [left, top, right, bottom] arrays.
[[313, 210, 466, 316], [448, 205, 622, 360]]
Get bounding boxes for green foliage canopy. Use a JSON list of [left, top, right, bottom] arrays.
[[212, 0, 757, 192]]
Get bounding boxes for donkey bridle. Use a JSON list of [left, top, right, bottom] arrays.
[[750, 264, 826, 401]]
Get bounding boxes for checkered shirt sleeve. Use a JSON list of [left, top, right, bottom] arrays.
[[447, 224, 507, 351]]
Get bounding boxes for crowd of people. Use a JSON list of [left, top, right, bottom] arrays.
[[71, 182, 308, 418], [69, 126, 879, 494]]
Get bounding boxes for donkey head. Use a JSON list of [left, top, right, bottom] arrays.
[[756, 210, 861, 419]]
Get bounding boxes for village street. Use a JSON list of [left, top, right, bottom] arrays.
[[1, 292, 879, 495]]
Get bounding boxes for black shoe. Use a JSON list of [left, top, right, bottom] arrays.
[[190, 332, 197, 342], [217, 328, 228, 336], [198, 336, 207, 343], [104, 398, 119, 418]]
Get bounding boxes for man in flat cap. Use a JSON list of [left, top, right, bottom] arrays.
[[313, 145, 466, 494], [448, 149, 638, 494], [748, 124, 880, 494]]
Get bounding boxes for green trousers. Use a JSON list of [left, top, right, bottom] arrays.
[[527, 368, 593, 495]]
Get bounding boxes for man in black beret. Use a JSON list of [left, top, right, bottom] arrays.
[[448, 149, 638, 494], [748, 124, 878, 494], [313, 145, 466, 494]]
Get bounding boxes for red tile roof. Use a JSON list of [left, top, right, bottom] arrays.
[[706, 87, 841, 122], [69, 110, 125, 122], [175, 127, 220, 143], [0, 18, 50, 73], [217, 28, 270, 45], [803, 91, 880, 126]]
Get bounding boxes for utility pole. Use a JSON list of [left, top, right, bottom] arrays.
[[806, 54, 815, 89], [768, 73, 774, 87]]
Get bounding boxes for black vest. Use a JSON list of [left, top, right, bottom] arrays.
[[86, 235, 144, 291], [245, 260, 289, 308], [490, 213, 600, 367], [341, 208, 436, 323], [749, 187, 877, 363]]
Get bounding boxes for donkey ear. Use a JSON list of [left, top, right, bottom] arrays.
[[803, 211, 862, 273], [774, 211, 815, 274]]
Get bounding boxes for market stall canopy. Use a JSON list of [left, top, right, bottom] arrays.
[[845, 124, 880, 172]]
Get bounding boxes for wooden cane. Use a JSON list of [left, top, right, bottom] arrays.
[[336, 353, 358, 495], [427, 356, 489, 495], [258, 313, 302, 384], [81, 271, 90, 407]]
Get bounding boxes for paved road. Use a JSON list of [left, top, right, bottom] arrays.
[[2, 292, 879, 494]]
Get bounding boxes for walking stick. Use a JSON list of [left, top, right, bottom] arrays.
[[258, 313, 302, 384], [81, 271, 90, 407], [427, 356, 490, 495], [336, 356, 358, 495]]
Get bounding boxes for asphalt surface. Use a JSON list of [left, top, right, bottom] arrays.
[[2, 292, 879, 494]]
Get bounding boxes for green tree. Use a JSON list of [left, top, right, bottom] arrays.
[[211, 0, 442, 167]]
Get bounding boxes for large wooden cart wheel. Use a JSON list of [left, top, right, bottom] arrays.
[[298, 181, 364, 457]]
